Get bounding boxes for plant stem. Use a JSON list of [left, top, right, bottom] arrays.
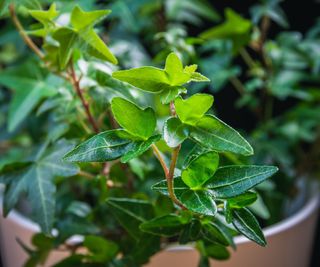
[[78, 170, 95, 179], [239, 48, 256, 69], [168, 144, 186, 209], [69, 59, 99, 134], [9, 4, 44, 59], [229, 77, 246, 96], [151, 144, 169, 178]]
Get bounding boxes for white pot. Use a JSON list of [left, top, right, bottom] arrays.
[[0, 195, 319, 267]]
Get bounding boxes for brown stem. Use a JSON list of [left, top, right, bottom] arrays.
[[168, 144, 186, 209], [69, 59, 99, 134], [9, 4, 44, 59], [152, 144, 169, 178]]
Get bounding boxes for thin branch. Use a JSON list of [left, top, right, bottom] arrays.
[[9, 4, 44, 59], [152, 144, 169, 178], [78, 170, 95, 179], [69, 59, 99, 134], [229, 77, 246, 96]]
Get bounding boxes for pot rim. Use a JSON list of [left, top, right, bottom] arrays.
[[0, 192, 319, 249]]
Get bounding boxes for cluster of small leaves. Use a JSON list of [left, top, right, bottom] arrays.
[[0, 2, 287, 267], [64, 52, 278, 264]]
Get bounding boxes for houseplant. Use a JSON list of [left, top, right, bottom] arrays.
[[0, 2, 281, 267]]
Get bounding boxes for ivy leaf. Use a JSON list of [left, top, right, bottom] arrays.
[[180, 190, 217, 216], [106, 198, 154, 239], [152, 177, 217, 216], [206, 165, 278, 198], [0, 141, 79, 234], [227, 192, 258, 208], [52, 27, 78, 69], [0, 64, 57, 132], [159, 86, 186, 104], [202, 222, 230, 246], [120, 134, 161, 163], [29, 3, 58, 27], [179, 219, 201, 244], [111, 97, 156, 140], [63, 130, 134, 162], [189, 115, 254, 156], [112, 66, 170, 93], [175, 94, 214, 125], [232, 208, 266, 246], [163, 117, 190, 147], [112, 52, 209, 94], [140, 214, 191, 237], [200, 8, 252, 53], [181, 151, 219, 189], [70, 6, 111, 30], [63, 130, 159, 163], [164, 52, 190, 85], [83, 235, 118, 263]]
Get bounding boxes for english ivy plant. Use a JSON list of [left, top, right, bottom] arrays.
[[0, 2, 278, 267]]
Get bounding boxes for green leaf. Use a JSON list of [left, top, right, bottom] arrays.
[[112, 52, 209, 93], [63, 130, 134, 162], [70, 6, 111, 30], [206, 165, 278, 198], [189, 115, 254, 156], [140, 214, 191, 237], [163, 117, 189, 147], [84, 235, 118, 263], [165, 52, 190, 85], [106, 198, 154, 239], [159, 86, 186, 104], [29, 3, 58, 27], [112, 66, 169, 93], [111, 97, 156, 140], [200, 8, 252, 53], [0, 64, 57, 132], [179, 219, 201, 244], [120, 135, 161, 163], [152, 178, 217, 216], [52, 27, 78, 69], [0, 141, 79, 234], [181, 151, 219, 189], [232, 208, 266, 246], [205, 244, 230, 260], [202, 222, 230, 246], [227, 192, 258, 208], [175, 94, 214, 125], [64, 130, 159, 163], [180, 190, 217, 216]]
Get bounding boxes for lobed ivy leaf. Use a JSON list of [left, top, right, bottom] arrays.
[[140, 213, 191, 237], [0, 64, 57, 132], [51, 5, 117, 68], [189, 115, 254, 156], [111, 97, 156, 140], [0, 141, 79, 234], [106, 198, 154, 240], [29, 3, 58, 27], [175, 94, 214, 125], [70, 6, 111, 30], [112, 52, 209, 97], [232, 208, 266, 246], [206, 165, 278, 198], [200, 8, 252, 53], [181, 151, 219, 189]]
